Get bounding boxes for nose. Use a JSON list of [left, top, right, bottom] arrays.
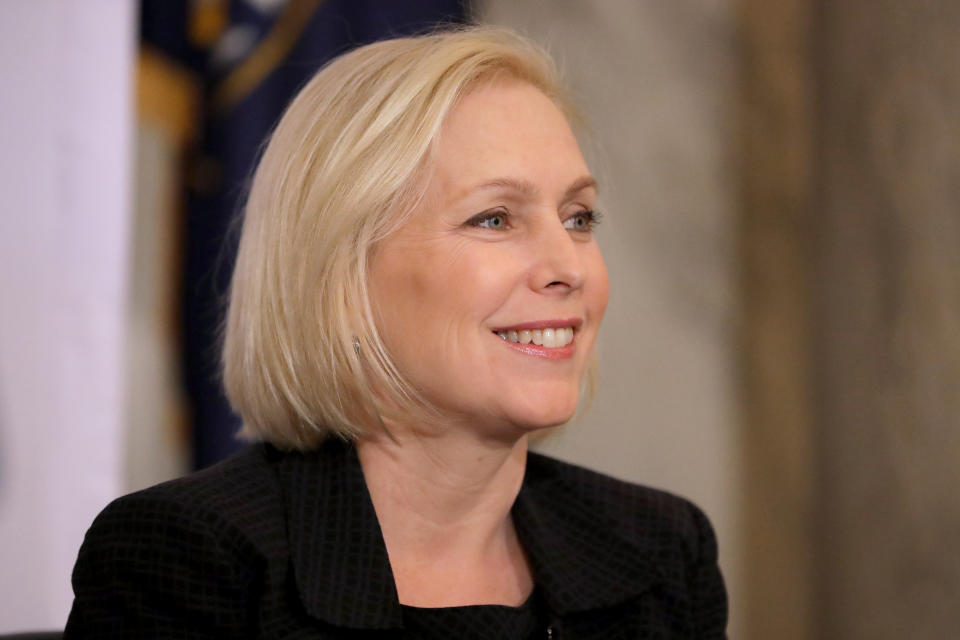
[[527, 216, 586, 293]]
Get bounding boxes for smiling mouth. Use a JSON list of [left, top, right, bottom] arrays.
[[495, 326, 575, 348]]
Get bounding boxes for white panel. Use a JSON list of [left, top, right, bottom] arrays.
[[0, 0, 135, 632]]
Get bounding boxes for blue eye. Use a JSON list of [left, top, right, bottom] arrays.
[[467, 210, 510, 230], [563, 209, 601, 232]]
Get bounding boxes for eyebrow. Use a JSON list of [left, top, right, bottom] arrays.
[[468, 175, 599, 202]]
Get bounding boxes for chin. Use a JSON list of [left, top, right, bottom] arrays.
[[504, 393, 579, 432]]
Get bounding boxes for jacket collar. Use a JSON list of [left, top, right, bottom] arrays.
[[276, 440, 661, 630], [514, 452, 663, 615], [278, 439, 404, 629]]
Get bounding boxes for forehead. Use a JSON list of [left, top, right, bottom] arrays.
[[427, 81, 588, 203]]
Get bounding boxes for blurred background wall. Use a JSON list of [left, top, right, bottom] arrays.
[[1, 0, 958, 637], [740, 1, 960, 637]]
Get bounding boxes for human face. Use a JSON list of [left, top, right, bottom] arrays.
[[369, 81, 609, 438]]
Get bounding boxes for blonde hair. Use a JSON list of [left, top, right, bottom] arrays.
[[223, 26, 577, 449]]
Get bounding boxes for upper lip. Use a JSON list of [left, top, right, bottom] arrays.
[[491, 318, 583, 332]]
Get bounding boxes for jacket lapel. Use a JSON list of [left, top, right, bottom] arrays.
[[277, 439, 404, 630], [513, 452, 663, 615]]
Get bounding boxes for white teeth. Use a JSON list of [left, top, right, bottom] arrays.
[[498, 326, 575, 348], [542, 328, 556, 347]]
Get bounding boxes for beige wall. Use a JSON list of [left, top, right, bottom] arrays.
[[740, 1, 960, 638], [815, 1, 960, 637], [479, 2, 743, 635]]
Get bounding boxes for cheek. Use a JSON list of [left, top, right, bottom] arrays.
[[457, 252, 525, 311], [419, 245, 525, 320], [587, 248, 611, 319], [371, 247, 420, 337], [372, 241, 501, 340]]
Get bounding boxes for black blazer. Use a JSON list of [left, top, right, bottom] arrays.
[[65, 440, 727, 639]]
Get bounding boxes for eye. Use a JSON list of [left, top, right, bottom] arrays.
[[563, 209, 601, 232], [465, 209, 511, 230]]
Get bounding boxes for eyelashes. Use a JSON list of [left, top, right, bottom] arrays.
[[465, 209, 602, 232], [466, 209, 510, 230], [564, 209, 602, 232]]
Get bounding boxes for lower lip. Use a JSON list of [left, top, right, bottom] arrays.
[[494, 334, 576, 360]]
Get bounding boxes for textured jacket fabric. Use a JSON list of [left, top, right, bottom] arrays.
[[65, 439, 728, 639]]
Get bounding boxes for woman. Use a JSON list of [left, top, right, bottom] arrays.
[[65, 27, 727, 639]]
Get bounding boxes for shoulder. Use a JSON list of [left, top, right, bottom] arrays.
[[522, 452, 728, 636], [525, 451, 717, 565], [73, 444, 292, 595], [91, 443, 284, 545], [66, 445, 288, 637], [75, 444, 287, 576]]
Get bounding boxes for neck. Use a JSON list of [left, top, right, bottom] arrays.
[[356, 424, 532, 606]]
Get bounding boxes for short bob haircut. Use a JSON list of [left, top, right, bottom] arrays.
[[223, 26, 581, 449]]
